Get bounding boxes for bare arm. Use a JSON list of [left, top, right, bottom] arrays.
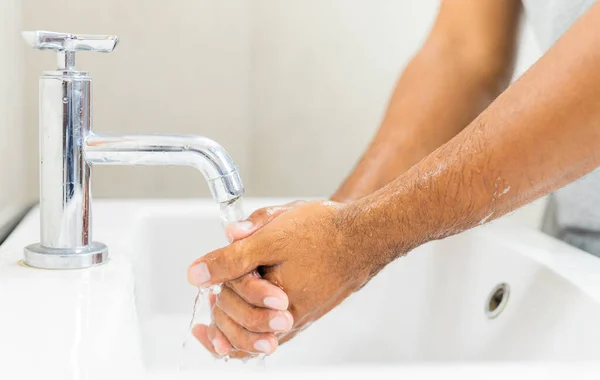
[[343, 2, 600, 272], [332, 0, 521, 202], [189, 1, 600, 358]]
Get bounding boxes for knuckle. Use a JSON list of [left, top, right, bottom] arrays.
[[225, 279, 241, 296], [229, 350, 250, 360], [223, 279, 250, 304], [228, 332, 253, 351], [215, 286, 233, 306], [236, 278, 260, 301], [244, 310, 266, 332], [239, 251, 256, 274], [223, 246, 245, 278], [250, 208, 268, 221], [237, 273, 253, 287], [244, 291, 262, 307]]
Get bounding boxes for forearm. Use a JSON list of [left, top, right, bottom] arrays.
[[332, 1, 519, 203], [342, 3, 600, 277], [332, 48, 507, 202]]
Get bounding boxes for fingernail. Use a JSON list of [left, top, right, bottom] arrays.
[[212, 338, 227, 356], [254, 339, 272, 354], [269, 316, 291, 332], [263, 296, 288, 310], [189, 262, 211, 287]]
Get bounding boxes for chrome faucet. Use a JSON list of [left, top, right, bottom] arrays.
[[22, 31, 244, 270]]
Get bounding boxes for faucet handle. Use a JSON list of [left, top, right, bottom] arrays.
[[23, 31, 118, 53], [23, 30, 118, 70]]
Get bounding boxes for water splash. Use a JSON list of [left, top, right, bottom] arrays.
[[479, 211, 495, 225], [219, 198, 245, 228], [179, 197, 266, 369], [71, 270, 92, 380], [181, 288, 205, 352]]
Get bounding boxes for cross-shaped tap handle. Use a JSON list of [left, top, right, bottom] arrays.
[[23, 30, 119, 70]]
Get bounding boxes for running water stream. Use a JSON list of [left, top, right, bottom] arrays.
[[178, 198, 266, 369]]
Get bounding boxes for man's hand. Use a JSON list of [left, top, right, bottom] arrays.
[[187, 0, 600, 362], [189, 201, 309, 358], [188, 201, 372, 358]]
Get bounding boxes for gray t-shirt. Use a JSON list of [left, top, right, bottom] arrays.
[[521, 0, 600, 255]]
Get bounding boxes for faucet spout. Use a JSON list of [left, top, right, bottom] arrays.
[[85, 134, 244, 203]]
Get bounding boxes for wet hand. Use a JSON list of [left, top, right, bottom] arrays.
[[188, 200, 372, 358], [191, 273, 293, 358], [191, 201, 305, 358]]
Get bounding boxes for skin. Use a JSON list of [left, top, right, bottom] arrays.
[[332, 0, 521, 202], [188, 0, 600, 358]]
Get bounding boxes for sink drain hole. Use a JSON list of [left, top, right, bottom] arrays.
[[485, 283, 509, 319]]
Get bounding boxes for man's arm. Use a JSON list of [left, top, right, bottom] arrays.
[[188, 0, 522, 358], [189, 2, 600, 356], [332, 0, 521, 202], [343, 1, 600, 270]]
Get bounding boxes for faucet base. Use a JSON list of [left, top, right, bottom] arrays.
[[24, 242, 108, 269]]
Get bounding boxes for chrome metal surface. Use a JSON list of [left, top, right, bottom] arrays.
[[22, 30, 244, 269], [23, 31, 118, 71], [22, 31, 118, 53], [39, 70, 92, 250], [85, 134, 243, 203], [24, 242, 108, 270]]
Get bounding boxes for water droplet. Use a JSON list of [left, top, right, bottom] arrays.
[[209, 284, 222, 294], [180, 197, 250, 369]]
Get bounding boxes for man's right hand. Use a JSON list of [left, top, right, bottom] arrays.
[[189, 200, 375, 359], [192, 201, 306, 358]]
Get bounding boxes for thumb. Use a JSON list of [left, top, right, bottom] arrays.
[[225, 200, 306, 243], [187, 241, 270, 287]]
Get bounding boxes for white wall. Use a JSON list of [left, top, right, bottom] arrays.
[[17, 0, 542, 222], [249, 0, 439, 196], [0, 0, 27, 229], [22, 0, 251, 198]]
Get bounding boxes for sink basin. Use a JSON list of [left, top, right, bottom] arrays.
[[2, 198, 600, 379]]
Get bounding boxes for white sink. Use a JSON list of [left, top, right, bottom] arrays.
[[2, 198, 600, 379]]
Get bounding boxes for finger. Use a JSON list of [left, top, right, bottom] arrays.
[[213, 306, 278, 354], [206, 323, 232, 356], [228, 349, 271, 360], [192, 293, 222, 355], [188, 241, 276, 287], [225, 201, 306, 242], [208, 293, 216, 309], [191, 324, 216, 355], [217, 286, 293, 333], [192, 324, 233, 357], [205, 293, 233, 356], [228, 350, 253, 360], [227, 272, 289, 310]]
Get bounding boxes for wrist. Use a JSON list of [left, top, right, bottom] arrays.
[[332, 180, 438, 281], [330, 198, 404, 287], [329, 193, 352, 204], [330, 183, 362, 204]]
